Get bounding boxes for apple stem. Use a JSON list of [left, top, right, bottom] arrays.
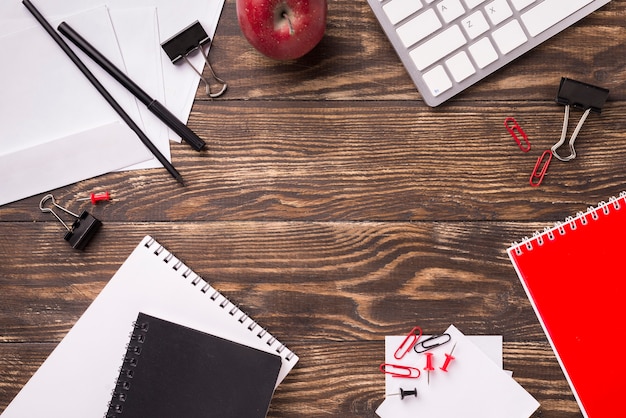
[[282, 11, 295, 35]]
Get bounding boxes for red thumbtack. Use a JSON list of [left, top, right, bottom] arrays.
[[424, 352, 435, 384], [440, 343, 457, 372], [78, 191, 111, 205]]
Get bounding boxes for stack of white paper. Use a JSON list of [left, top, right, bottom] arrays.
[[0, 0, 225, 206], [376, 325, 540, 418]]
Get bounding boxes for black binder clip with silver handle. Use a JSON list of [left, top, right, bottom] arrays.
[[551, 78, 609, 161], [161, 21, 227, 98], [39, 194, 102, 250]]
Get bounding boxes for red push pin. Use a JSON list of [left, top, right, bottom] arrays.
[[424, 352, 435, 385], [78, 191, 111, 205], [440, 343, 457, 372]]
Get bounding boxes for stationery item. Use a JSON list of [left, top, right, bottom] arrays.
[[57, 21, 207, 152], [386, 387, 418, 400], [39, 194, 102, 250], [77, 191, 111, 204], [551, 77, 609, 162], [376, 325, 539, 418], [0, 235, 298, 417], [0, 7, 154, 206], [22, 0, 184, 186], [109, 7, 170, 172], [530, 149, 552, 187], [380, 363, 421, 379], [508, 192, 626, 418], [394, 326, 422, 360], [0, 0, 226, 143], [505, 117, 531, 153], [439, 343, 456, 372], [161, 20, 227, 98], [413, 333, 451, 353], [0, 122, 150, 206], [105, 312, 281, 418]]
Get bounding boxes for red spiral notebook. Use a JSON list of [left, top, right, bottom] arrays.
[[507, 192, 626, 418]]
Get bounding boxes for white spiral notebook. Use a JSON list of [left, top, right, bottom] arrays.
[[1, 235, 298, 417]]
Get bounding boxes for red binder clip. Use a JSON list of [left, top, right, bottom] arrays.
[[505, 117, 531, 152]]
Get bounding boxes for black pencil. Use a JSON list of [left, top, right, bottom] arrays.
[[22, 0, 185, 186], [57, 21, 206, 152]]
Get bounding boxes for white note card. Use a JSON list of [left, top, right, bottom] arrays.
[[376, 325, 539, 418]]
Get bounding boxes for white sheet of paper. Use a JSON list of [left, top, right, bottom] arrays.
[[109, 7, 170, 170], [0, 0, 226, 142], [376, 325, 539, 418], [0, 7, 152, 205], [0, 123, 152, 206]]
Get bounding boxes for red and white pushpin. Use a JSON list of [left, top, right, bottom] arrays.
[[78, 191, 111, 205], [440, 343, 457, 372], [424, 352, 435, 385]]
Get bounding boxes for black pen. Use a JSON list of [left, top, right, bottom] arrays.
[[22, 0, 184, 185], [57, 21, 206, 152]]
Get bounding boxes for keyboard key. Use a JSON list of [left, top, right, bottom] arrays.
[[521, 0, 594, 37], [383, 0, 423, 25], [484, 0, 513, 25], [492, 19, 528, 54], [510, 0, 535, 11], [437, 0, 466, 23], [409, 25, 467, 70], [463, 0, 487, 8], [446, 51, 476, 82], [461, 11, 489, 39], [422, 65, 452, 96], [397, 9, 442, 48], [468, 37, 498, 68]]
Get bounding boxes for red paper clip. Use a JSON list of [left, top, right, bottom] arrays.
[[530, 150, 553, 187], [505, 117, 531, 152], [380, 363, 421, 378], [394, 326, 422, 360]]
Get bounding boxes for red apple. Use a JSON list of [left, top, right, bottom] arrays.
[[236, 0, 327, 61]]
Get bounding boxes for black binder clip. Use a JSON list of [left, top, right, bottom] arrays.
[[39, 194, 102, 250], [161, 21, 227, 98], [551, 78, 609, 161]]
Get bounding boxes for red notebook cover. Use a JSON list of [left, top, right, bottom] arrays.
[[507, 192, 626, 418]]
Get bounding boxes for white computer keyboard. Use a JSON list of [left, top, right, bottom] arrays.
[[367, 0, 611, 106]]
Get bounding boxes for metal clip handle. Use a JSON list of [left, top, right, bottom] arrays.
[[39, 194, 80, 231]]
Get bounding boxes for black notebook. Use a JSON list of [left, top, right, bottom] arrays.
[[106, 312, 282, 418]]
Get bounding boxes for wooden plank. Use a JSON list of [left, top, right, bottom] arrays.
[[0, 220, 571, 343], [0, 342, 581, 417], [2, 102, 625, 222]]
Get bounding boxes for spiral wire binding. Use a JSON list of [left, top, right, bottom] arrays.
[[140, 237, 295, 361], [511, 192, 626, 256], [105, 320, 149, 417]]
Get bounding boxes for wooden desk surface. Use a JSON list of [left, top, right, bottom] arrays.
[[1, 1, 624, 416]]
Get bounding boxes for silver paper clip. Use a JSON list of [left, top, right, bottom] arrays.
[[161, 21, 227, 98], [551, 78, 609, 162]]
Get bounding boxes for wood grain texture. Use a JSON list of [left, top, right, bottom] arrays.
[[1, 0, 625, 416]]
